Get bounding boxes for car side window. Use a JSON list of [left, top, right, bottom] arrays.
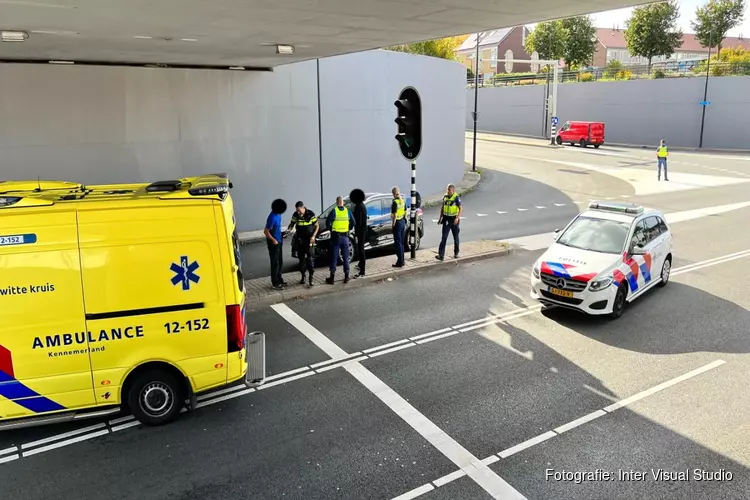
[[656, 216, 668, 235], [366, 199, 383, 218], [630, 220, 648, 248], [644, 216, 661, 243]]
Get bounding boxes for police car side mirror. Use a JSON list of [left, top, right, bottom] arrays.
[[631, 244, 646, 255], [552, 228, 560, 240]]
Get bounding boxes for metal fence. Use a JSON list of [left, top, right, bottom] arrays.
[[466, 61, 750, 87]]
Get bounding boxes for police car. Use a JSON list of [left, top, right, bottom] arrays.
[[530, 201, 673, 319]]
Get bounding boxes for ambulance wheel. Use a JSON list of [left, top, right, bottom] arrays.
[[609, 284, 627, 319], [658, 256, 671, 287], [128, 369, 184, 426]]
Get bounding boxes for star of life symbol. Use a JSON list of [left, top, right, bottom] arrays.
[[171, 256, 200, 291]]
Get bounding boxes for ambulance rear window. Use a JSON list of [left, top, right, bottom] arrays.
[[232, 229, 244, 291]]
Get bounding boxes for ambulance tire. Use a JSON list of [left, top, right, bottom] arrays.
[[127, 369, 185, 426], [609, 283, 627, 320]]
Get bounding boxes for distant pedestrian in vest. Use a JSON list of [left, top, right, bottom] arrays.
[[350, 188, 367, 278], [326, 196, 355, 284], [437, 184, 462, 261], [656, 139, 669, 181], [287, 201, 319, 286], [264, 198, 288, 290], [391, 187, 407, 268]]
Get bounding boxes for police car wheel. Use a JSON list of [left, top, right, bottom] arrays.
[[658, 257, 671, 287], [609, 284, 627, 319], [128, 370, 184, 426]]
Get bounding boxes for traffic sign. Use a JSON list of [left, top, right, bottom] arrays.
[[552, 116, 559, 125], [699, 101, 711, 105]]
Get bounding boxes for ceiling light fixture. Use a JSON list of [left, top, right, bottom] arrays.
[[134, 35, 153, 39], [31, 30, 58, 35], [276, 44, 294, 55], [229, 66, 245, 70], [49, 60, 74, 65], [181, 38, 198, 42], [1, 30, 29, 42]]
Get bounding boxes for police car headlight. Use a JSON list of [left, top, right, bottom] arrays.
[[532, 262, 540, 279], [589, 276, 613, 291], [316, 232, 330, 241]]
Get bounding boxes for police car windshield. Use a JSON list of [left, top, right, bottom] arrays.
[[557, 216, 630, 254]]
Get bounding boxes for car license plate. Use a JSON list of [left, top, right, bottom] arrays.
[[548, 287, 573, 298]]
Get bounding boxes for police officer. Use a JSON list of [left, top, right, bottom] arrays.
[[656, 139, 669, 181], [437, 183, 462, 261], [391, 187, 406, 268], [287, 201, 319, 286], [326, 196, 355, 284]]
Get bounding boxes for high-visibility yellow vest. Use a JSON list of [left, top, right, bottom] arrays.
[[394, 198, 406, 219], [657, 146, 668, 158], [296, 215, 316, 227], [443, 193, 459, 217], [331, 207, 349, 233]]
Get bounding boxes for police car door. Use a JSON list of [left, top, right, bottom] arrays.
[[643, 216, 667, 280]]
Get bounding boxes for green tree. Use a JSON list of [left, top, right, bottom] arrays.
[[561, 16, 597, 69], [691, 0, 746, 55], [385, 36, 463, 60], [624, 1, 683, 72], [524, 20, 568, 62]]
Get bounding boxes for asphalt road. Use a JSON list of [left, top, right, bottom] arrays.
[[3, 141, 750, 500]]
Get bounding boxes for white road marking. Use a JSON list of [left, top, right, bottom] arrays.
[[21, 422, 106, 450], [619, 195, 630, 198], [197, 383, 247, 402], [0, 454, 19, 465], [22, 429, 110, 457], [497, 211, 508, 215], [664, 201, 750, 224], [111, 420, 141, 433], [403, 359, 727, 499], [415, 330, 460, 344], [409, 327, 452, 341], [535, 206, 546, 209], [392, 484, 435, 500], [310, 353, 363, 369], [673, 249, 750, 276], [109, 415, 136, 426], [498, 431, 557, 458], [477, 213, 488, 217], [196, 387, 256, 408], [0, 446, 18, 457], [432, 219, 439, 223], [553, 409, 606, 434], [258, 370, 316, 387], [517, 208, 528, 212], [368, 343, 416, 358], [264, 366, 313, 382], [273, 306, 526, 500], [363, 338, 411, 354], [603, 360, 726, 412], [316, 356, 368, 373], [458, 308, 542, 333], [553, 203, 566, 207]]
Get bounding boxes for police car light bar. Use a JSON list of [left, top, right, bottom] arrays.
[[588, 201, 644, 215]]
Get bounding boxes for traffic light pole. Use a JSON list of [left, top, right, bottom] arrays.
[[410, 160, 417, 259]]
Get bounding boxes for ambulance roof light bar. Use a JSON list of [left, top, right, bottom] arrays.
[[588, 200, 644, 215]]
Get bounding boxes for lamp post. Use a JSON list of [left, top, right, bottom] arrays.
[[471, 31, 487, 172], [698, 30, 713, 149]]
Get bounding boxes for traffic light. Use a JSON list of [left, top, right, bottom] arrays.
[[394, 86, 422, 160]]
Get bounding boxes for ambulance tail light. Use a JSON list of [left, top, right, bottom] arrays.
[[226, 305, 246, 353]]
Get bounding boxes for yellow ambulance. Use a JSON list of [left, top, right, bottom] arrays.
[[0, 174, 265, 430]]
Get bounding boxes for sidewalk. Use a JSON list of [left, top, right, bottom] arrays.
[[237, 164, 481, 244], [243, 239, 510, 310], [465, 130, 750, 154]]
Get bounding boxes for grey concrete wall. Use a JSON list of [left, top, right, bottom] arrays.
[[467, 76, 750, 149], [319, 50, 465, 207], [0, 51, 465, 231]]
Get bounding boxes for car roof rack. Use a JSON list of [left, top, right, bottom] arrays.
[[145, 180, 184, 192], [588, 200, 644, 215]]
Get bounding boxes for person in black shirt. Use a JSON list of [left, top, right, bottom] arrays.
[[287, 201, 319, 286], [350, 189, 367, 277]]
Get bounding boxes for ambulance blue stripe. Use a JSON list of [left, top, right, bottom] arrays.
[[640, 263, 651, 283], [0, 371, 66, 413]]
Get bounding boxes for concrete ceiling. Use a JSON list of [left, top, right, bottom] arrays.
[[0, 0, 649, 69]]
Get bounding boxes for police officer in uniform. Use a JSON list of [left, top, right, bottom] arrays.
[[391, 187, 406, 268], [437, 183, 462, 261], [326, 196, 355, 284], [656, 139, 669, 181], [287, 201, 319, 286]]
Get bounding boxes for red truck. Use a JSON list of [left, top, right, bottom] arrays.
[[556, 121, 605, 148]]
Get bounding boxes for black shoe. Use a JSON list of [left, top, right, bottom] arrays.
[[272, 284, 284, 290], [325, 276, 334, 285], [344, 274, 350, 284], [435, 255, 444, 261], [454, 254, 459, 259], [299, 275, 306, 285], [355, 272, 365, 278], [280, 281, 289, 287], [309, 275, 314, 286], [665, 178, 669, 181]]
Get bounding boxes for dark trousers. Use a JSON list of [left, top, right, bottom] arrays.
[[439, 218, 460, 258], [355, 230, 366, 273], [393, 218, 406, 265], [267, 240, 283, 286], [657, 157, 668, 179], [297, 237, 314, 276], [330, 233, 350, 274]]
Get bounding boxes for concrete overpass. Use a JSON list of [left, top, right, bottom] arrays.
[[1, 0, 650, 68]]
